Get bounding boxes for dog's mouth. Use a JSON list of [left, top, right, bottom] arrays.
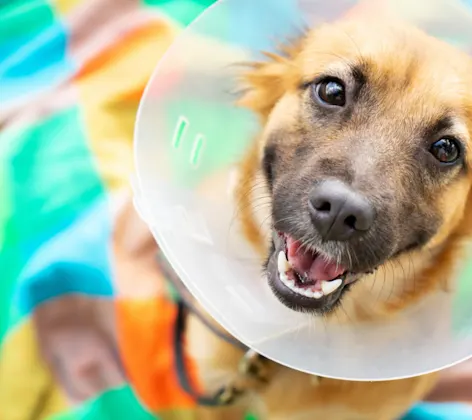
[[266, 232, 367, 313]]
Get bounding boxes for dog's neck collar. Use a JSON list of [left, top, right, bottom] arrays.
[[156, 251, 274, 407]]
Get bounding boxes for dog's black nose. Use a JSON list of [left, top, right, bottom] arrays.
[[308, 180, 374, 241]]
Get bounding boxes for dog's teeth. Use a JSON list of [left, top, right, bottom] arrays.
[[277, 251, 291, 273], [277, 256, 332, 300], [321, 279, 343, 295], [280, 270, 294, 287], [277, 251, 285, 273]]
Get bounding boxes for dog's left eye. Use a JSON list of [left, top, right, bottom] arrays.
[[315, 78, 346, 107], [429, 137, 460, 164]]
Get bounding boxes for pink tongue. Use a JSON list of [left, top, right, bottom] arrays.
[[286, 236, 345, 281]]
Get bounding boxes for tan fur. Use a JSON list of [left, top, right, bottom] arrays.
[[234, 140, 267, 257], [187, 307, 438, 420], [185, 19, 472, 420], [236, 20, 472, 320]]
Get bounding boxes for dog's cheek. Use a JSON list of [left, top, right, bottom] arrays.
[[271, 175, 310, 233], [393, 197, 438, 252], [262, 134, 309, 190], [427, 178, 472, 248]]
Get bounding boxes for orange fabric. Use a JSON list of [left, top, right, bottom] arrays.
[[116, 296, 200, 411], [74, 21, 170, 81]]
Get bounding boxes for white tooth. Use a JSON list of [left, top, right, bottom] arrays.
[[280, 270, 288, 283], [321, 279, 343, 295], [277, 251, 285, 273], [303, 289, 313, 297], [313, 291, 323, 299], [280, 270, 295, 290], [277, 251, 291, 273]]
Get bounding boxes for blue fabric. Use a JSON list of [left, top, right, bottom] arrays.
[[402, 403, 472, 420], [14, 198, 114, 316], [0, 23, 75, 106]]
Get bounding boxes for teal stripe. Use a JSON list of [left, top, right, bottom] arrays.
[[0, 0, 56, 44], [0, 106, 104, 342]]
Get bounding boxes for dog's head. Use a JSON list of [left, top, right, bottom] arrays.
[[237, 20, 472, 316]]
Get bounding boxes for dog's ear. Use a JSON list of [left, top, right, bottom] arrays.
[[237, 42, 301, 122]]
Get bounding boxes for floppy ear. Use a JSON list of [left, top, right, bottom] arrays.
[[236, 42, 302, 122]]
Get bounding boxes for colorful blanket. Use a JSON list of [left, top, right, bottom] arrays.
[[0, 1, 212, 419], [0, 0, 472, 419]]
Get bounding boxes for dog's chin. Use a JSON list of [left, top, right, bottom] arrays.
[[265, 231, 375, 315]]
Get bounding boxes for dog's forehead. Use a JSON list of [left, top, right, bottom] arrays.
[[297, 21, 472, 136], [298, 21, 470, 98]]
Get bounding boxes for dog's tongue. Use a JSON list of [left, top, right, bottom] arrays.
[[286, 236, 345, 281]]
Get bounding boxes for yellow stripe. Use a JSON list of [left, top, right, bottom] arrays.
[[0, 321, 67, 420], [51, 0, 83, 15], [76, 20, 178, 191]]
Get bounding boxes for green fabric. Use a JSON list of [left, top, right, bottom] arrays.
[[50, 386, 156, 420], [0, 0, 56, 43]]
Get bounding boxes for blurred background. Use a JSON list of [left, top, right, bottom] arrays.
[[0, 0, 471, 419]]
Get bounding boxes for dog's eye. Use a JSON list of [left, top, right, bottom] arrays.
[[315, 78, 346, 107], [429, 138, 460, 164]]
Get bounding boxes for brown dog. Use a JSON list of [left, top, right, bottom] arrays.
[[182, 18, 472, 420], [235, 18, 472, 318]]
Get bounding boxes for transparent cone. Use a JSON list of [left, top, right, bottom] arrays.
[[134, 0, 472, 380]]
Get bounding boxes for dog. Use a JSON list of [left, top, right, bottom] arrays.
[[21, 14, 472, 420], [180, 18, 472, 420]]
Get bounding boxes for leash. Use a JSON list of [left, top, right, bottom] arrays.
[[156, 251, 275, 407]]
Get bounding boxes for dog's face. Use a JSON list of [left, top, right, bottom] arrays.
[[239, 21, 472, 315]]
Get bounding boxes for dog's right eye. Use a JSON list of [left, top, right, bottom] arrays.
[[315, 78, 346, 107], [429, 137, 461, 165]]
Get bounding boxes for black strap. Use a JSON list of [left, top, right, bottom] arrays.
[[158, 250, 251, 406], [157, 251, 248, 352], [173, 299, 241, 406]]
